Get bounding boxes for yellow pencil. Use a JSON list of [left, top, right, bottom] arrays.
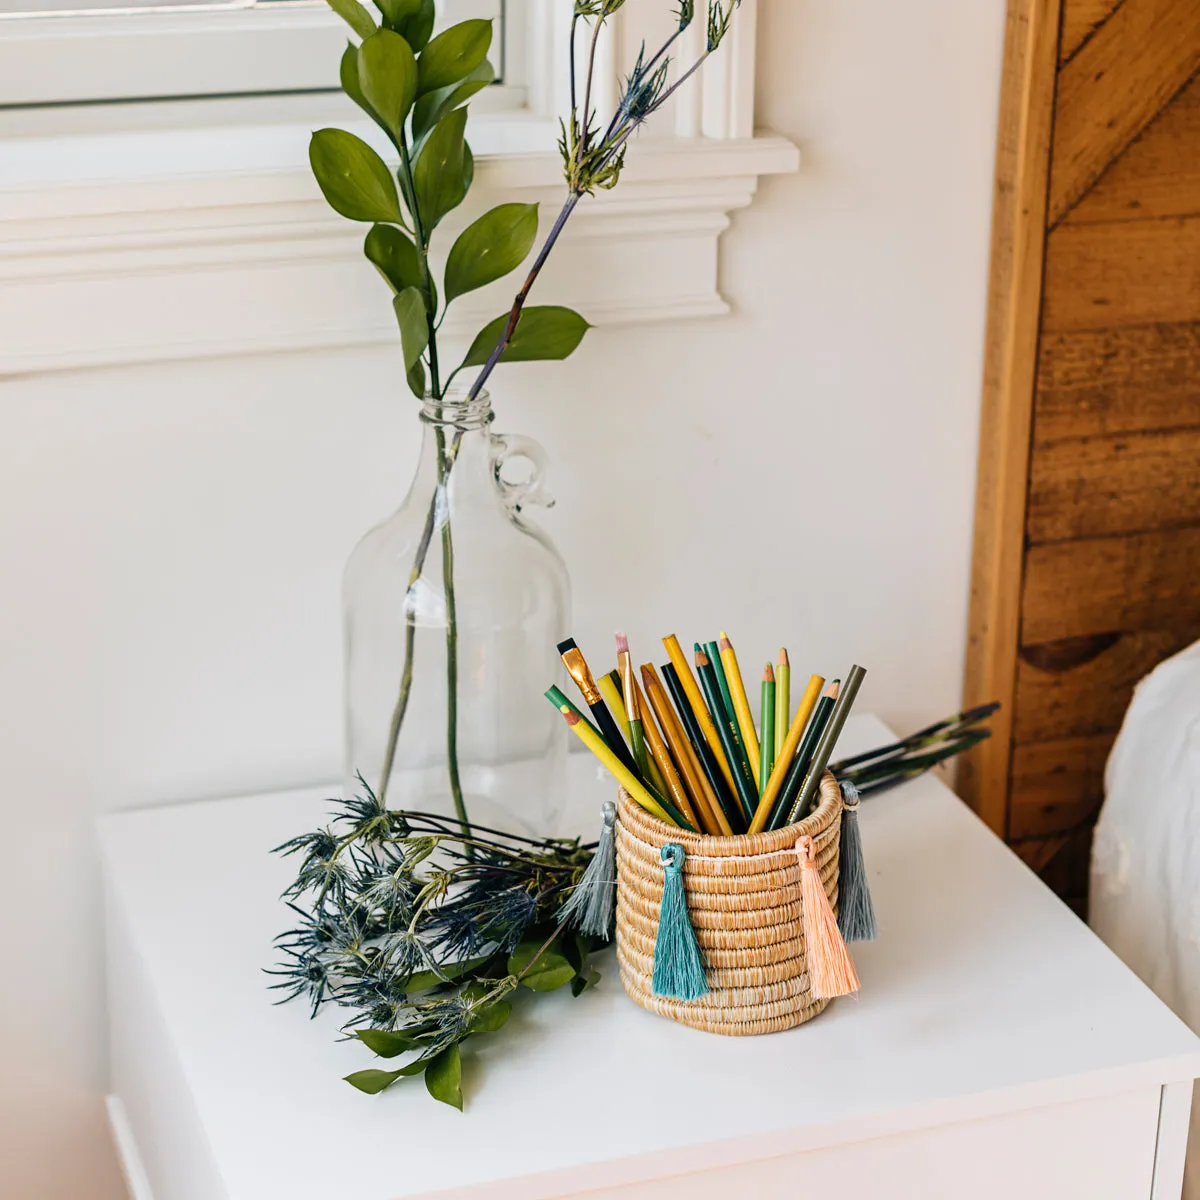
[[548, 691, 677, 826], [718, 631, 761, 784], [641, 664, 732, 836], [747, 673, 825, 833], [598, 672, 631, 745], [662, 633, 739, 799]]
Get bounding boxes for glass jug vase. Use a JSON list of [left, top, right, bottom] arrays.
[[344, 389, 570, 836]]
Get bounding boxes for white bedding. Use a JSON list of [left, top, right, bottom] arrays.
[[1091, 638, 1200, 1198]]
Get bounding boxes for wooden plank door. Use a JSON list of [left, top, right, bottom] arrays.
[[962, 0, 1200, 909]]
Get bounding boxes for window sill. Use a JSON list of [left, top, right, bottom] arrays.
[[0, 118, 799, 375]]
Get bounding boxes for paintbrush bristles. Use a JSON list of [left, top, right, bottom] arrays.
[[614, 631, 629, 655]]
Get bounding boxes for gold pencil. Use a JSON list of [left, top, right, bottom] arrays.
[[747, 673, 825, 834], [663, 633, 739, 799], [718, 631, 761, 784], [633, 671, 702, 832]]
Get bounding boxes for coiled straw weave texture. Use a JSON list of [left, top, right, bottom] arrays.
[[615, 773, 843, 1035]]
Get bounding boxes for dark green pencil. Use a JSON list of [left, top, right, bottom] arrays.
[[695, 646, 757, 826], [662, 661, 742, 832], [785, 664, 867, 825], [704, 639, 754, 785], [767, 681, 839, 830]]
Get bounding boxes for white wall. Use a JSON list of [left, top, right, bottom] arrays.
[[0, 0, 1004, 1194]]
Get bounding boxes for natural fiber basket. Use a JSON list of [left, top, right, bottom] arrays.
[[615, 772, 844, 1035]]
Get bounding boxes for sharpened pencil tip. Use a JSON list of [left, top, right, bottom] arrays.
[[556, 638, 578, 656], [824, 679, 841, 699], [614, 631, 629, 655], [695, 647, 710, 668], [778, 648, 789, 666], [763, 664, 775, 682], [563, 709, 580, 725]]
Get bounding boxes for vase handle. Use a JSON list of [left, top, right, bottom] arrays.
[[491, 433, 555, 513]]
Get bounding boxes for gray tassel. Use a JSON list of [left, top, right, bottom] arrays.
[[837, 782, 878, 943], [560, 800, 617, 939]]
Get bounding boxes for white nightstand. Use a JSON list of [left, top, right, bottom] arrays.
[[99, 715, 1200, 1199]]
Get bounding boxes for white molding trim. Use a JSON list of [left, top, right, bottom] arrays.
[[0, 130, 798, 376], [105, 1094, 157, 1200]]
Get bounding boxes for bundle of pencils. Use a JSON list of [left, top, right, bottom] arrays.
[[829, 702, 999, 797], [545, 632, 867, 835]]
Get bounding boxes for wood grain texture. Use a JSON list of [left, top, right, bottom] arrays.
[[1015, 627, 1200, 741], [1026, 425, 1200, 542], [960, 0, 1063, 835], [1009, 733, 1113, 837], [1042, 214, 1200, 331], [1034, 323, 1200, 442], [1022, 525, 1200, 643], [1048, 0, 1200, 226], [1060, 0, 1125, 64], [1067, 75, 1200, 224]]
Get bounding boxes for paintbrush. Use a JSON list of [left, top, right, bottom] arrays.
[[557, 638, 639, 775]]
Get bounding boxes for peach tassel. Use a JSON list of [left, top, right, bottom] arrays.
[[796, 834, 860, 1000]]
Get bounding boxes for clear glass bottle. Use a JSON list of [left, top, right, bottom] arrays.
[[344, 388, 570, 836]]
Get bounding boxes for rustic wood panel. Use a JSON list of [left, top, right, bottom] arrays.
[[1067, 75, 1200, 224], [1014, 626, 1200, 742], [1042, 215, 1200, 331], [1048, 0, 1200, 226], [1021, 525, 1200, 643], [1033, 323, 1200, 443], [1010, 734, 1112, 838], [1026, 425, 1200, 542], [1011, 825, 1094, 913], [959, 0, 1064, 835], [1060, 0, 1124, 64]]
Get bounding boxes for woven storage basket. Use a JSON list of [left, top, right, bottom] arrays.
[[615, 772, 843, 1035]]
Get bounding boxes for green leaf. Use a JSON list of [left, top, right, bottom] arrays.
[[381, 0, 434, 49], [508, 940, 576, 992], [571, 966, 602, 997], [364, 224, 423, 295], [309, 128, 402, 223], [412, 60, 494, 143], [355, 1028, 420, 1058], [443, 203, 538, 305], [325, 0, 376, 40], [424, 1044, 463, 1110], [344, 1056, 429, 1094], [417, 19, 493, 95], [470, 998, 512, 1033], [340, 43, 372, 115], [462, 306, 591, 368], [407, 358, 426, 400], [413, 108, 468, 227], [404, 954, 493, 994], [357, 30, 418, 145], [393, 286, 430, 372], [462, 140, 475, 195]]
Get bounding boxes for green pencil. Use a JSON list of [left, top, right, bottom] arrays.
[[695, 646, 757, 827], [760, 663, 776, 796], [767, 680, 839, 830], [699, 641, 754, 787]]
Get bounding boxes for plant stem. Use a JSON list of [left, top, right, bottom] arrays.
[[468, 193, 582, 400], [435, 427, 468, 841]]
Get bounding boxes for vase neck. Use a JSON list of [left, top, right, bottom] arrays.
[[420, 388, 493, 432]]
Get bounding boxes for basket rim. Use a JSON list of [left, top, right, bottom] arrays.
[[616, 771, 842, 857]]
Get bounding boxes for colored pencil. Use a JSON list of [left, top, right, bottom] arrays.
[[641, 664, 730, 836], [557, 639, 639, 775], [662, 634, 739, 799], [545, 687, 682, 827], [785, 664, 867, 824], [747, 673, 825, 834], [663, 660, 742, 833], [705, 638, 754, 783], [632, 669, 702, 832], [598, 673, 631, 745], [768, 680, 839, 830], [774, 649, 790, 762], [616, 633, 648, 772], [760, 664, 776, 796], [718, 631, 761, 785], [695, 646, 757, 827]]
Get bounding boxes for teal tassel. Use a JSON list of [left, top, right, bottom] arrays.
[[837, 782, 878, 943], [651, 844, 708, 1000], [560, 801, 617, 939]]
